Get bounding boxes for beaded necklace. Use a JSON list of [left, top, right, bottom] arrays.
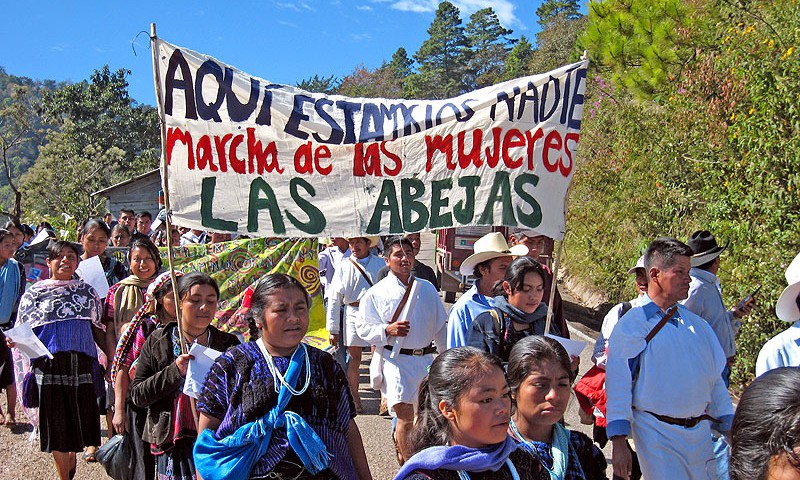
[[456, 458, 520, 480], [258, 339, 311, 395]]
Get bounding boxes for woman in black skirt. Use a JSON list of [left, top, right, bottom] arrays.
[[12, 240, 108, 479]]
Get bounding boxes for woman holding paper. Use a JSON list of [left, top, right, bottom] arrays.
[[467, 256, 562, 362], [80, 218, 128, 288], [506, 336, 607, 479], [130, 273, 239, 480], [14, 240, 107, 480], [194, 273, 372, 480]]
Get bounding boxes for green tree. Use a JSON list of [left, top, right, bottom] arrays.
[[500, 35, 535, 80], [536, 0, 582, 27], [579, 0, 709, 99], [404, 1, 470, 99], [22, 66, 159, 221], [296, 74, 340, 94], [567, 0, 799, 387], [22, 127, 126, 221], [529, 13, 587, 73], [40, 66, 159, 169], [386, 48, 413, 81], [465, 8, 515, 88], [0, 85, 40, 218]]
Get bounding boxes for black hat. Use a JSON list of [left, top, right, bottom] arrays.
[[688, 230, 727, 267]]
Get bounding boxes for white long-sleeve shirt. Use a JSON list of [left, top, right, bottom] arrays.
[[324, 254, 383, 334], [356, 274, 447, 352], [606, 295, 734, 438]]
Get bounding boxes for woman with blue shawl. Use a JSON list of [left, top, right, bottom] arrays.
[[506, 337, 606, 480], [0, 228, 25, 426], [394, 347, 546, 480], [194, 273, 372, 480]]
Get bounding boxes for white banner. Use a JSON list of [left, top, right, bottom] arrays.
[[155, 39, 587, 240]]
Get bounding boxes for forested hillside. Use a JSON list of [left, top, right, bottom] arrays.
[[571, 0, 799, 387]]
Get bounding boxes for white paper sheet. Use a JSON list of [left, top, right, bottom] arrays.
[[545, 333, 587, 358], [75, 255, 110, 299], [182, 342, 222, 399], [29, 229, 51, 246], [5, 322, 53, 359]]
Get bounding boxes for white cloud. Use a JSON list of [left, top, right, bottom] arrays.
[[350, 32, 372, 40], [391, 0, 436, 13], [357, 5, 373, 11], [388, 0, 520, 29], [275, 2, 315, 12]]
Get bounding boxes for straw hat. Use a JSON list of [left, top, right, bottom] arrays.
[[347, 236, 380, 248], [459, 232, 529, 276], [688, 230, 728, 267], [776, 252, 800, 322]]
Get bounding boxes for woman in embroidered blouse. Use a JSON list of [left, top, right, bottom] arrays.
[[111, 271, 181, 480], [103, 237, 162, 379], [196, 273, 372, 480], [395, 347, 545, 480], [507, 336, 607, 480], [130, 273, 239, 480], [13, 241, 108, 480]]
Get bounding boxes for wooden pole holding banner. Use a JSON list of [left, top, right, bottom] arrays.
[[149, 23, 186, 352], [543, 51, 588, 336], [150, 23, 200, 425]]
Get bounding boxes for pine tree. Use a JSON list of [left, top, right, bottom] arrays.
[[465, 8, 515, 88], [536, 0, 582, 28], [501, 35, 535, 80], [404, 1, 470, 99]]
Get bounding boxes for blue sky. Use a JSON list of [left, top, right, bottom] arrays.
[[2, 0, 552, 107]]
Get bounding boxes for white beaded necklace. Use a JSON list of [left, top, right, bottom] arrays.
[[456, 459, 520, 480], [258, 339, 311, 395]]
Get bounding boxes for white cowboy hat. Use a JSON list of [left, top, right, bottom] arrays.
[[459, 232, 529, 276], [627, 254, 646, 274], [776, 252, 800, 322], [346, 236, 380, 248]]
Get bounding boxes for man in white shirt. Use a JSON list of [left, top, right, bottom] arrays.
[[682, 230, 753, 385], [325, 235, 382, 413], [606, 237, 734, 480], [318, 237, 351, 368], [756, 252, 800, 376], [357, 236, 447, 465]]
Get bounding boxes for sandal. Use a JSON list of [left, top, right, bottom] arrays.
[[3, 414, 15, 427], [83, 447, 97, 463]]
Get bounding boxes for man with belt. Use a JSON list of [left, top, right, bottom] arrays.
[[325, 235, 382, 413], [357, 236, 447, 465], [606, 237, 734, 480]]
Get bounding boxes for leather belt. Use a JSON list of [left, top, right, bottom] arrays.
[[645, 410, 718, 428], [347, 301, 360, 307], [384, 344, 436, 356]]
